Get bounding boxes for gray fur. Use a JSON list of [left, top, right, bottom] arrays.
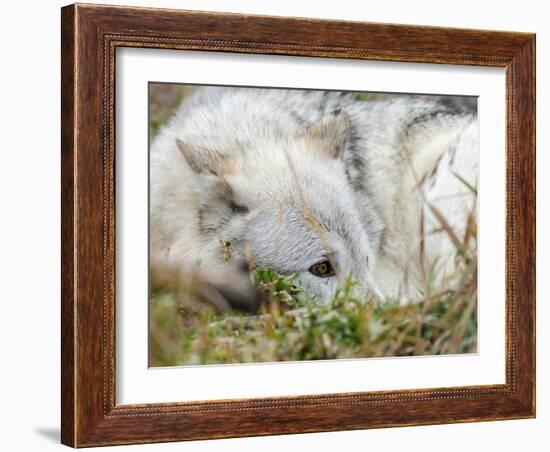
[[150, 87, 477, 303]]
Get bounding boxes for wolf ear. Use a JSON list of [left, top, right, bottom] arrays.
[[176, 138, 228, 176], [302, 109, 349, 159]]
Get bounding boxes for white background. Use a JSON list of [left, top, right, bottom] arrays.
[[0, 0, 546, 451], [117, 49, 506, 404]]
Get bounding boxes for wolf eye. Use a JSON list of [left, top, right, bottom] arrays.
[[230, 201, 249, 215], [309, 260, 335, 278]]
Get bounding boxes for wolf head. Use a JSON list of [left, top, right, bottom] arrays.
[[173, 101, 382, 304]]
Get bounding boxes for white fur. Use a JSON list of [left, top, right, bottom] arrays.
[[150, 88, 477, 304]]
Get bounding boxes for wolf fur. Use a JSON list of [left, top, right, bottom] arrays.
[[150, 87, 477, 304]]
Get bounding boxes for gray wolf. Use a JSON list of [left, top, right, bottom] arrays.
[[150, 87, 477, 304]]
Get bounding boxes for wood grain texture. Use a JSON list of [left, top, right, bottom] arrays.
[[60, 3, 536, 447], [60, 5, 76, 446]]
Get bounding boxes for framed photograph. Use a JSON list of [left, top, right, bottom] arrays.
[[61, 3, 536, 447]]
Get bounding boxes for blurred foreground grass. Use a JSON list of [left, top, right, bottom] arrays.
[[150, 264, 477, 366]]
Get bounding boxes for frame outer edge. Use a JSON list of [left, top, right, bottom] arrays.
[[61, 3, 77, 448], [531, 34, 536, 417], [514, 35, 536, 416]]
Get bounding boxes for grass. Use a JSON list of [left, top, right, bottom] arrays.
[[148, 84, 478, 367], [149, 253, 477, 366], [149, 85, 194, 137]]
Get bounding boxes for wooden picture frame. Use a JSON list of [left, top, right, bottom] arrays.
[[61, 3, 536, 447]]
